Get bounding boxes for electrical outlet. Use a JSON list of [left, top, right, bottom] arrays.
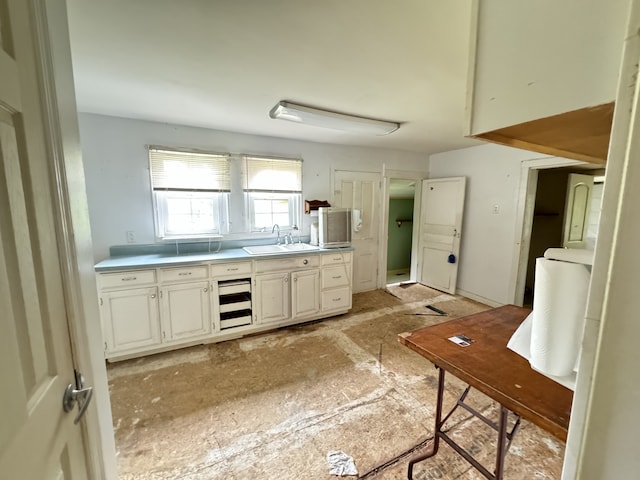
[[126, 230, 136, 243], [492, 204, 500, 214]]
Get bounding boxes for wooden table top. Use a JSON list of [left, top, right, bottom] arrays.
[[399, 304, 573, 441]]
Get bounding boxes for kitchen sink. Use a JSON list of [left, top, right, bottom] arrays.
[[242, 243, 319, 255], [281, 243, 319, 251]]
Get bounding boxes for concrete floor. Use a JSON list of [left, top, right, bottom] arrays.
[[107, 284, 564, 479]]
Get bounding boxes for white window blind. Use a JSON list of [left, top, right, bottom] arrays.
[[244, 156, 302, 193], [149, 147, 231, 192]]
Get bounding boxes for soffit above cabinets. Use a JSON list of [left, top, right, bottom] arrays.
[[471, 103, 614, 165]]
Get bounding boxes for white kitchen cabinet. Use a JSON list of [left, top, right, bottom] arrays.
[[160, 280, 212, 342], [291, 269, 320, 318], [96, 250, 352, 360], [254, 272, 290, 324], [99, 286, 161, 354], [321, 252, 353, 314], [254, 255, 321, 324]]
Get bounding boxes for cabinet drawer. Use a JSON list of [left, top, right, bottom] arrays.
[[321, 251, 352, 266], [321, 286, 351, 312], [211, 262, 252, 277], [255, 255, 319, 273], [220, 313, 252, 330], [99, 269, 156, 289], [159, 265, 209, 283], [322, 265, 350, 289]]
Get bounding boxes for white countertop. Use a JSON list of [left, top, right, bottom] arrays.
[[94, 246, 353, 272]]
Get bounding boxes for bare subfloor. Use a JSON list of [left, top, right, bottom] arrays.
[[108, 284, 564, 479]]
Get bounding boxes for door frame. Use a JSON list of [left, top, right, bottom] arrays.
[[508, 156, 591, 306], [380, 166, 427, 289], [35, 0, 116, 477]]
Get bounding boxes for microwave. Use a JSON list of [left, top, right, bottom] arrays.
[[318, 207, 352, 248]]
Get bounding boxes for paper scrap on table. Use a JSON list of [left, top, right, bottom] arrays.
[[448, 334, 473, 347], [327, 450, 358, 476]]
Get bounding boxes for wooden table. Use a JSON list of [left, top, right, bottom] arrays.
[[398, 305, 573, 480]]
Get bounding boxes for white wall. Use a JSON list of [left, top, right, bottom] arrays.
[[79, 113, 429, 261], [429, 143, 557, 306]]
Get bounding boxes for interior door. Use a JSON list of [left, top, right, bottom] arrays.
[[333, 170, 381, 292], [0, 0, 91, 477], [563, 173, 594, 249], [418, 177, 466, 294]]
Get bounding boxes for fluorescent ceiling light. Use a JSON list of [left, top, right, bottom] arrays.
[[269, 101, 400, 136]]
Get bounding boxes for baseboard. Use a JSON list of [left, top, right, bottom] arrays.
[[455, 289, 503, 308]]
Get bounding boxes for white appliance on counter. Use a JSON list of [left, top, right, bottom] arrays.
[[318, 207, 351, 248], [508, 248, 594, 391]]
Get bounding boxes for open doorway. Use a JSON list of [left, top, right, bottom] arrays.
[[518, 165, 605, 307], [385, 179, 417, 285]]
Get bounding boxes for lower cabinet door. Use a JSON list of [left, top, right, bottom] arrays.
[[292, 269, 320, 318], [101, 286, 161, 353], [161, 281, 212, 341], [255, 273, 290, 324]]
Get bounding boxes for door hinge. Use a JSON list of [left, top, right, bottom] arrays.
[[99, 297, 103, 306]]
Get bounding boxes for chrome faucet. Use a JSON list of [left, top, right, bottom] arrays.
[[272, 224, 281, 244], [292, 224, 301, 244]]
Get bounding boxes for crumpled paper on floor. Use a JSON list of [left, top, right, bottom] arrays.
[[327, 450, 358, 476]]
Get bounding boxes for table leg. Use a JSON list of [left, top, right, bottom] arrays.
[[494, 406, 509, 480], [408, 367, 445, 480]]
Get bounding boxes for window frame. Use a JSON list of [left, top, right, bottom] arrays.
[[149, 146, 231, 240], [243, 155, 303, 233], [148, 147, 304, 240]]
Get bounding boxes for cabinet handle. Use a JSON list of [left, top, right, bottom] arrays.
[[121, 276, 137, 281], [284, 276, 288, 283], [203, 287, 208, 293], [150, 294, 156, 299], [332, 275, 342, 279], [227, 267, 239, 272], [333, 297, 341, 302], [303, 259, 308, 265], [178, 272, 192, 276]]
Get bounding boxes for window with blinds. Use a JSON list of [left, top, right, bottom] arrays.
[[148, 148, 303, 238], [149, 147, 230, 192], [149, 147, 230, 238], [243, 156, 302, 231], [244, 156, 302, 193]]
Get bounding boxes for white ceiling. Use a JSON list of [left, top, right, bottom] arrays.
[[66, 0, 481, 155]]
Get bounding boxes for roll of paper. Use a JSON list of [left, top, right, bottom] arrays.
[[530, 258, 590, 377]]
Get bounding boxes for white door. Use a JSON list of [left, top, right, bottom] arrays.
[[418, 177, 466, 294], [0, 0, 91, 477], [563, 173, 594, 249], [333, 170, 381, 292]]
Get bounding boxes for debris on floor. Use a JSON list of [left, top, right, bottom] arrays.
[[425, 305, 447, 315], [327, 450, 358, 476]]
